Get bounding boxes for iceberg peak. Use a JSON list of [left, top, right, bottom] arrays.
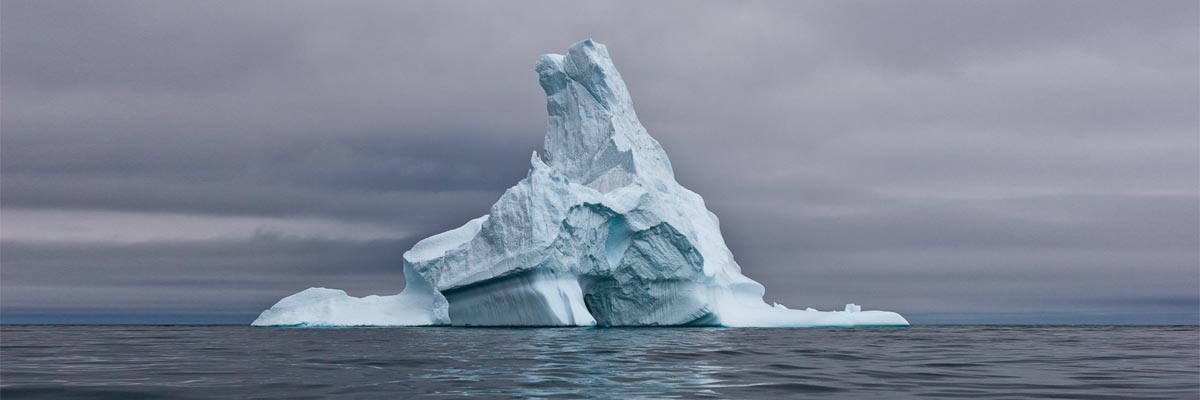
[[538, 39, 673, 193], [537, 39, 631, 115], [253, 40, 909, 328]]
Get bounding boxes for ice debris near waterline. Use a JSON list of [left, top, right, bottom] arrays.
[[253, 40, 908, 328]]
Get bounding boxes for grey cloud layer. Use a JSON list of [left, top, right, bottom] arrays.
[[2, 0, 1197, 323]]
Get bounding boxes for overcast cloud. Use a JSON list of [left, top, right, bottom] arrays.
[[2, 0, 1197, 324]]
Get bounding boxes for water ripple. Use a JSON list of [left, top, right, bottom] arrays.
[[1, 325, 1197, 399]]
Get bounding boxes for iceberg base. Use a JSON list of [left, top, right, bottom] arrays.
[[253, 285, 908, 328]]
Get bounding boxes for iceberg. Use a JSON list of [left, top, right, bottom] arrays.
[[253, 39, 908, 328]]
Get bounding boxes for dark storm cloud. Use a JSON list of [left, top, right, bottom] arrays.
[[721, 194, 1199, 254], [1, 0, 1196, 323], [0, 127, 529, 226]]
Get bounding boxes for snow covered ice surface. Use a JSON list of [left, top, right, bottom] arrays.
[[253, 40, 908, 328]]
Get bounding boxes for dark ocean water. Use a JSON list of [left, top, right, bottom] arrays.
[[1, 325, 1196, 399]]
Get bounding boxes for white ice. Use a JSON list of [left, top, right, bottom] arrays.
[[253, 39, 908, 328], [250, 288, 426, 327]]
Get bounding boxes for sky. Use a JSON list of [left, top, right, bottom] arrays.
[[2, 0, 1197, 324]]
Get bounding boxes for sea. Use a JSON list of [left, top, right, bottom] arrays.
[[1, 325, 1196, 399]]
